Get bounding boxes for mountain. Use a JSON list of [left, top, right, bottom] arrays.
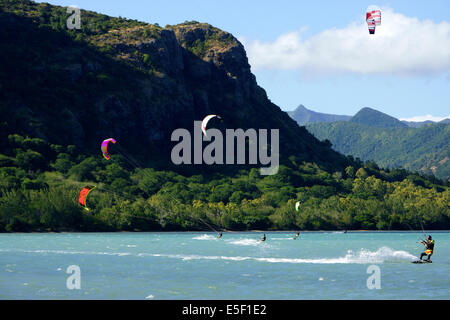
[[0, 0, 349, 172], [287, 106, 449, 180], [306, 121, 450, 180], [289, 105, 447, 129], [349, 107, 408, 128], [288, 105, 351, 125], [402, 120, 435, 128], [402, 118, 450, 127], [0, 1, 448, 233]]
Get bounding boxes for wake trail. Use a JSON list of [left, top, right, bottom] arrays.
[[227, 238, 262, 246], [1, 246, 417, 264], [192, 234, 217, 240]]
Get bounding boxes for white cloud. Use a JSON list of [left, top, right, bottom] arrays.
[[400, 115, 450, 122], [241, 8, 450, 77]]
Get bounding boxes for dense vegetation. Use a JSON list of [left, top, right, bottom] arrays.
[[0, 0, 341, 165], [1, 134, 448, 232], [307, 121, 450, 181], [0, 1, 448, 232], [290, 107, 450, 180], [349, 107, 408, 128]]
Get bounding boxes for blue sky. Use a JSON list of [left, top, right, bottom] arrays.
[[39, 0, 450, 120]]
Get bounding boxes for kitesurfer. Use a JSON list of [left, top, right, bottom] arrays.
[[293, 232, 300, 240], [259, 234, 266, 242], [419, 235, 434, 261], [217, 232, 222, 239]]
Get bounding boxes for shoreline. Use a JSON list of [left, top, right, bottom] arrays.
[[1, 229, 449, 234]]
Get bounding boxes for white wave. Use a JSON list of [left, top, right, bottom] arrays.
[[144, 246, 416, 264], [255, 247, 416, 264], [118, 253, 131, 256], [343, 246, 417, 263], [228, 239, 261, 246], [178, 254, 220, 261], [192, 234, 216, 240], [0, 246, 416, 265], [221, 256, 251, 261], [0, 248, 132, 256]]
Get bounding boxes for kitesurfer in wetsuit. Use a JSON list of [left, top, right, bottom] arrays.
[[217, 232, 222, 239], [419, 236, 434, 261], [293, 232, 300, 240], [260, 234, 266, 242]]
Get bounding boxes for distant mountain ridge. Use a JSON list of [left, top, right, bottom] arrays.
[[349, 107, 408, 128], [288, 105, 449, 180], [288, 105, 351, 125], [304, 110, 450, 180], [402, 120, 435, 128], [402, 118, 450, 127], [288, 105, 449, 128]]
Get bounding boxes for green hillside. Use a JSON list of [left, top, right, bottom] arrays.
[[307, 121, 450, 180], [0, 0, 346, 169], [349, 107, 408, 128], [0, 0, 448, 232]]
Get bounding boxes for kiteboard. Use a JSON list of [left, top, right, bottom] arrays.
[[412, 260, 432, 264]]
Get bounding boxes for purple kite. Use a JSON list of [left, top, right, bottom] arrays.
[[101, 138, 117, 160]]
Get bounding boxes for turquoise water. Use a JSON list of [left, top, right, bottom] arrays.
[[0, 231, 449, 299]]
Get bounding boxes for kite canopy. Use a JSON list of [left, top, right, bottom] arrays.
[[366, 5, 381, 34], [101, 138, 117, 160], [201, 115, 221, 137], [295, 201, 301, 212], [78, 185, 96, 211], [367, 5, 381, 25]]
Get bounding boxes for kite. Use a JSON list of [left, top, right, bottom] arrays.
[[201, 115, 221, 137], [366, 6, 381, 34], [101, 138, 117, 160], [78, 185, 96, 211]]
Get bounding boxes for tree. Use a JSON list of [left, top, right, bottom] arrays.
[[355, 167, 368, 179], [68, 157, 100, 181], [345, 166, 355, 178], [16, 150, 47, 171]]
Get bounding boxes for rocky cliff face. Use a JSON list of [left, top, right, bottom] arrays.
[[0, 1, 350, 170]]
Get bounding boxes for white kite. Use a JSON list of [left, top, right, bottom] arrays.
[[201, 114, 221, 137]]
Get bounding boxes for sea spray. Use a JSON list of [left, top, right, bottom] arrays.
[[0, 246, 416, 264], [228, 239, 261, 246], [193, 234, 217, 240]]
